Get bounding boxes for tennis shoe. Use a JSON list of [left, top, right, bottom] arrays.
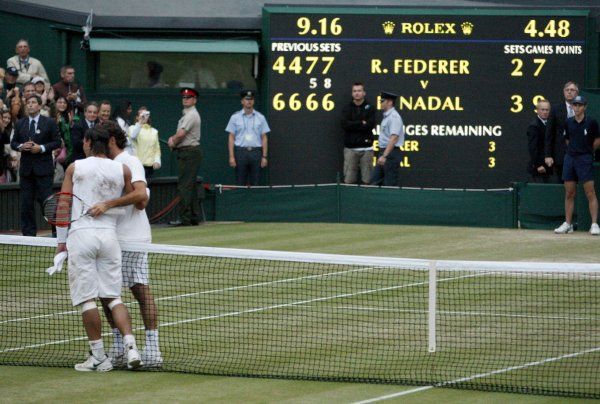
[[108, 347, 126, 368], [141, 347, 164, 368], [126, 346, 142, 370], [590, 223, 600, 236], [74, 351, 113, 372], [554, 222, 573, 234]]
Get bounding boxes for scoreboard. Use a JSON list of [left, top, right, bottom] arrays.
[[262, 7, 588, 188]]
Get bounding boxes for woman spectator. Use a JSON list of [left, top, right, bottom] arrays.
[[1, 108, 18, 182], [113, 100, 133, 133], [8, 87, 23, 121], [32, 76, 55, 116], [53, 96, 77, 172], [127, 106, 161, 178]]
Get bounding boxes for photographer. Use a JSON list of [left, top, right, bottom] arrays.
[[52, 65, 87, 117], [127, 106, 161, 178]]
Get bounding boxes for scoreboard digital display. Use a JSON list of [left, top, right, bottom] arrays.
[[263, 7, 588, 188]]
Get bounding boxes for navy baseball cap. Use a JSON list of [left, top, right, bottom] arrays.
[[571, 96, 587, 105], [6, 66, 18, 76]]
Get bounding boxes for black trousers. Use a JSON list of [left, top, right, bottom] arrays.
[[144, 166, 154, 179], [20, 174, 53, 236], [234, 147, 262, 186], [369, 148, 401, 186]]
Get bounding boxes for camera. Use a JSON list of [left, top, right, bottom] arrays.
[[141, 111, 151, 118]]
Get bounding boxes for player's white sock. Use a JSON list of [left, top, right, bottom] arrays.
[[145, 329, 159, 352], [112, 328, 124, 351], [123, 334, 137, 349], [89, 339, 106, 359]]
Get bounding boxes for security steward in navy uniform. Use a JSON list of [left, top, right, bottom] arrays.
[[168, 87, 202, 226], [370, 91, 404, 186], [11, 94, 60, 236], [225, 90, 270, 185]]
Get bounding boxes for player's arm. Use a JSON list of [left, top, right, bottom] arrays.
[[55, 164, 75, 253], [132, 180, 148, 210]]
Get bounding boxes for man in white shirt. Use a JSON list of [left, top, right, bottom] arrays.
[[101, 121, 163, 367], [56, 125, 147, 371]]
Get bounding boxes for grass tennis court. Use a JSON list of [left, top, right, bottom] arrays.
[[1, 222, 599, 403]]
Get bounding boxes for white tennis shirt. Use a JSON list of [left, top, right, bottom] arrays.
[[70, 156, 124, 233], [114, 151, 152, 243]]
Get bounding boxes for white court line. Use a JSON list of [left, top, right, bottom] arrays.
[[326, 306, 599, 321], [353, 386, 434, 403], [352, 346, 600, 403], [0, 266, 379, 325], [0, 272, 483, 354]]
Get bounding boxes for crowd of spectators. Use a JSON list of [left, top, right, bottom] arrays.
[[0, 39, 161, 184]]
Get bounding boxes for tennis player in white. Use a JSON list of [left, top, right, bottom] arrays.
[[100, 121, 163, 368], [56, 125, 147, 372]]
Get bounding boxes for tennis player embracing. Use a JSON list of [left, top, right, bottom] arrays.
[[99, 121, 163, 368], [56, 124, 148, 371]]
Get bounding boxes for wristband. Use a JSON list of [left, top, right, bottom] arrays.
[[56, 226, 68, 243]]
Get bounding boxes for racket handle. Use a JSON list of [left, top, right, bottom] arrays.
[[105, 207, 126, 217]]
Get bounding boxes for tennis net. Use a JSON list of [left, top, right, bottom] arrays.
[[0, 234, 598, 398]]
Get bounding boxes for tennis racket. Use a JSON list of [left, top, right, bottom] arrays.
[[42, 192, 125, 227]]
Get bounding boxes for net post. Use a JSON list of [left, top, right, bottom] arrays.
[[428, 260, 437, 353]]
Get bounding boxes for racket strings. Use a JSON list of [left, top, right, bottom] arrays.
[[43, 193, 74, 226]]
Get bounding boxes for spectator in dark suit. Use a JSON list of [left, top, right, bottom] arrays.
[[69, 102, 99, 164], [527, 99, 551, 183], [10, 95, 60, 236], [545, 81, 579, 183]]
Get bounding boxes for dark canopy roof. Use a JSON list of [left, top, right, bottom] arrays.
[[1, 0, 599, 30]]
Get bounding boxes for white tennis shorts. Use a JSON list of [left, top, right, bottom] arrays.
[[122, 250, 149, 288], [67, 228, 122, 306]]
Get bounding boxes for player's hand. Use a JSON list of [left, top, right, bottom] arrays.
[[261, 157, 268, 168], [537, 166, 546, 174], [87, 202, 109, 217], [544, 157, 554, 167], [152, 162, 161, 170], [229, 157, 236, 167], [167, 137, 175, 149], [56, 243, 67, 254], [377, 156, 386, 166]]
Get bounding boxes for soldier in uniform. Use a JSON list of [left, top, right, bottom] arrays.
[[168, 88, 202, 226]]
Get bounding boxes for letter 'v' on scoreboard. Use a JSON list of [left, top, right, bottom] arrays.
[[262, 6, 588, 188]]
